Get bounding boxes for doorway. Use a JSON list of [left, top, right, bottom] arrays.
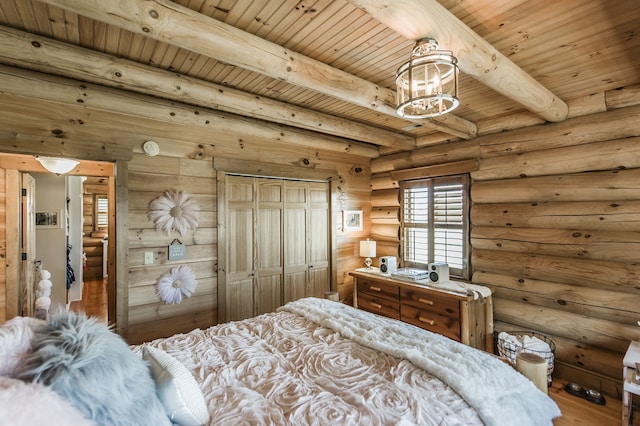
[[0, 153, 115, 325]]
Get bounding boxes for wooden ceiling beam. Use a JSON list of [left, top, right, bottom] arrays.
[[0, 65, 380, 158], [34, 0, 477, 139], [347, 0, 569, 123], [0, 25, 414, 150]]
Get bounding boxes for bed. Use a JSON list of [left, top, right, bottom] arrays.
[[0, 297, 560, 426]]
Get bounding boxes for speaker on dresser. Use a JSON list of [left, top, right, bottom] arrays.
[[379, 256, 398, 273], [428, 262, 449, 283]]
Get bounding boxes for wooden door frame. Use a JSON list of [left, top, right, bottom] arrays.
[[214, 157, 338, 324], [0, 145, 131, 336]]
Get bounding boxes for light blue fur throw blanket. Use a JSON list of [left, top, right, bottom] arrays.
[[16, 311, 170, 426]]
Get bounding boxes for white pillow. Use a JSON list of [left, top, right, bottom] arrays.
[[0, 317, 45, 377], [143, 346, 210, 426], [0, 376, 94, 425]]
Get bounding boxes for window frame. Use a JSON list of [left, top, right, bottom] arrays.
[[400, 174, 470, 280]]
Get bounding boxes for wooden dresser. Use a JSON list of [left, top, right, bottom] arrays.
[[350, 271, 493, 351]]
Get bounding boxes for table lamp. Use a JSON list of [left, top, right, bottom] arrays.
[[359, 239, 377, 270]]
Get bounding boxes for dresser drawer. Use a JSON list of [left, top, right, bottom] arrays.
[[358, 278, 399, 302], [400, 304, 461, 341], [400, 287, 460, 319], [357, 291, 400, 319]]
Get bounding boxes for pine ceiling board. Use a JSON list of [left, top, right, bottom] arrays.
[[252, 0, 328, 43], [295, 9, 370, 63], [5, 0, 37, 35], [104, 25, 122, 57], [312, 14, 386, 69], [168, 46, 200, 74], [203, 62, 242, 86], [223, 0, 267, 29], [179, 0, 208, 13], [240, 0, 291, 39], [445, 0, 529, 25], [148, 42, 178, 69], [180, 0, 235, 21], [505, 26, 640, 98], [269, 0, 346, 52], [335, 31, 407, 84], [208, 0, 237, 22], [201, 61, 236, 83], [116, 29, 135, 58], [282, 1, 357, 53], [2, 1, 24, 28], [88, 20, 109, 53], [191, 56, 220, 80], [27, 2, 52, 36], [185, 53, 216, 77], [128, 33, 160, 64], [39, 3, 74, 43]]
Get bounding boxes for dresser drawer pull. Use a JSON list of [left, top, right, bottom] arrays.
[[418, 316, 435, 326], [371, 302, 382, 309], [370, 286, 382, 292], [418, 298, 434, 305]]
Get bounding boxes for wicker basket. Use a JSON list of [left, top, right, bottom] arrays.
[[496, 331, 555, 385]]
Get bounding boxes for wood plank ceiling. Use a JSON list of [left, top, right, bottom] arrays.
[[0, 0, 638, 155]]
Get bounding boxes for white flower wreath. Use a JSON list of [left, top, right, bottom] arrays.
[[147, 190, 200, 236], [156, 265, 198, 304]]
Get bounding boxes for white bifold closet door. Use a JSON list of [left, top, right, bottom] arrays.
[[225, 175, 329, 322]]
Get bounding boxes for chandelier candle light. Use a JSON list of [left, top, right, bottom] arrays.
[[360, 239, 377, 270], [396, 38, 459, 118]]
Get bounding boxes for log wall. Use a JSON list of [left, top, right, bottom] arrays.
[[370, 98, 640, 397]]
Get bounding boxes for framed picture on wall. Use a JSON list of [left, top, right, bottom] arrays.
[[343, 210, 363, 231], [35, 210, 62, 229]]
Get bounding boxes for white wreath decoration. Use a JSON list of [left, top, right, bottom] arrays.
[[156, 265, 198, 304], [148, 190, 200, 236]]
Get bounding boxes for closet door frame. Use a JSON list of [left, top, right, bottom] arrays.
[[215, 158, 338, 324]]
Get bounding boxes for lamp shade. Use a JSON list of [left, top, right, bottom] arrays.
[[359, 240, 377, 258], [35, 156, 79, 174]]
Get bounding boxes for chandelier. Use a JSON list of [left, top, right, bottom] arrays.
[[396, 38, 459, 118]]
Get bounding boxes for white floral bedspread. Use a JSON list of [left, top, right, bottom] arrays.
[[140, 298, 560, 426]]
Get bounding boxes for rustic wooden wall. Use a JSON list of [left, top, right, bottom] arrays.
[[369, 92, 640, 397], [124, 150, 370, 344], [125, 154, 218, 343]]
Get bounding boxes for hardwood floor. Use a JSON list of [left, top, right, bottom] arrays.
[[550, 378, 637, 425], [69, 277, 108, 323]]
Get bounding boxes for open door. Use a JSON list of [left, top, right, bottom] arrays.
[[20, 173, 36, 317]]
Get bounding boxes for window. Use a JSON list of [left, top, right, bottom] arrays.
[[95, 195, 109, 229], [401, 175, 469, 279]]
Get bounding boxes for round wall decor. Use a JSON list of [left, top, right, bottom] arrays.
[[147, 190, 200, 236]]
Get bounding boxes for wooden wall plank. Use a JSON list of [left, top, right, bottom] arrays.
[[472, 169, 640, 204], [471, 200, 640, 231]]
